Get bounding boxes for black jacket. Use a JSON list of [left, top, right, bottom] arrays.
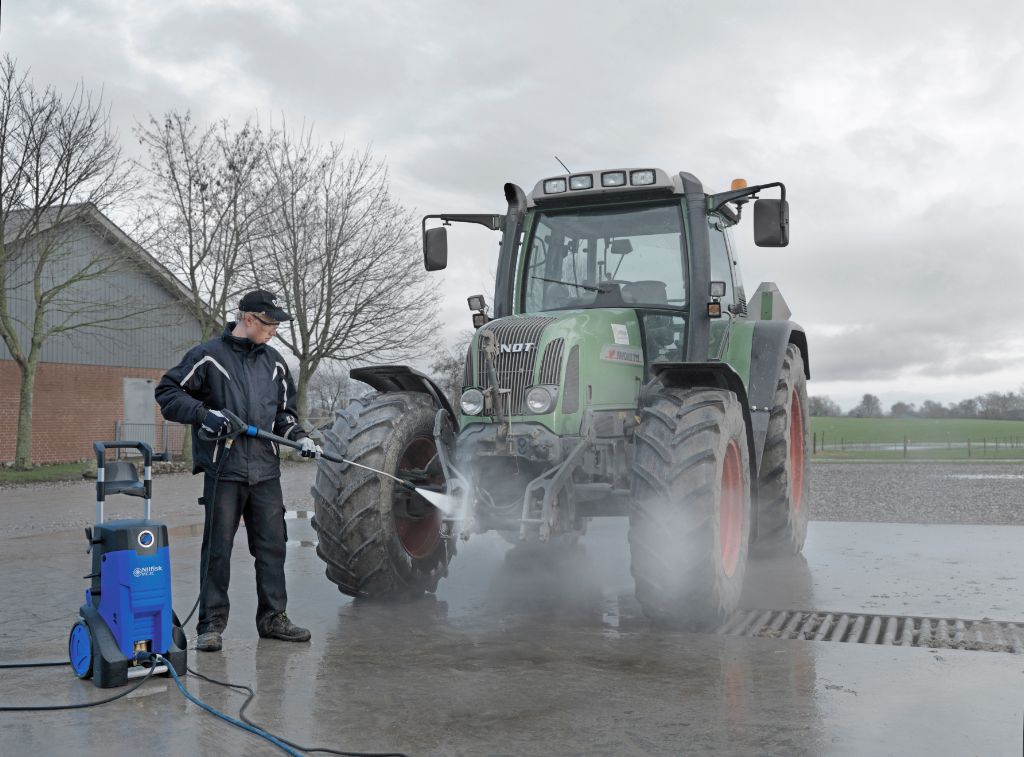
[[156, 324, 308, 483]]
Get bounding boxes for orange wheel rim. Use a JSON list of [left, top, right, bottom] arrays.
[[394, 436, 442, 558], [720, 439, 743, 578], [790, 394, 804, 514]]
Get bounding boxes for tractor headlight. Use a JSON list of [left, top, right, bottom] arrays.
[[525, 385, 557, 414], [543, 178, 567, 194], [460, 388, 485, 416]]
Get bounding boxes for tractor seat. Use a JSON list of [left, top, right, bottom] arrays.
[[103, 460, 146, 498]]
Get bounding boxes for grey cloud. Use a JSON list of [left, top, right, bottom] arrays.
[[4, 0, 1024, 399]]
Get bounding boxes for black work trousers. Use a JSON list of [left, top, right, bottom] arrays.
[[197, 475, 288, 635]]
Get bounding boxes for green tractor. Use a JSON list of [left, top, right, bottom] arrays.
[[311, 168, 809, 628]]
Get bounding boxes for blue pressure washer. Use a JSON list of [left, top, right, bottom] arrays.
[[68, 441, 187, 688]]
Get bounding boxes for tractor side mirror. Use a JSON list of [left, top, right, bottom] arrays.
[[424, 226, 448, 271], [609, 239, 633, 255], [753, 199, 789, 247]]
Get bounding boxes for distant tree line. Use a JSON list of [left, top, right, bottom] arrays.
[[810, 390, 1024, 421]]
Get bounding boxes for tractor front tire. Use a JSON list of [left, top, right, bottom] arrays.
[[752, 343, 810, 555], [311, 392, 455, 599], [629, 387, 751, 629]]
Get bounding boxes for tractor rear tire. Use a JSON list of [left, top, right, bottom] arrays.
[[629, 386, 751, 629], [752, 343, 810, 555], [311, 392, 455, 599]]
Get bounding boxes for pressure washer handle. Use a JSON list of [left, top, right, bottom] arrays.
[[92, 441, 153, 524]]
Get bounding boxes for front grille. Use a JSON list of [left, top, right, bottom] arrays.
[[562, 345, 580, 414], [539, 339, 565, 385], [462, 344, 473, 388], [476, 316, 556, 416]]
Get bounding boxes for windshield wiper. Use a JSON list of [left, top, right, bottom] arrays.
[[530, 276, 608, 294]]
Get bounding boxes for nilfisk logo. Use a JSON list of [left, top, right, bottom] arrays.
[[499, 343, 535, 354], [132, 565, 163, 578]]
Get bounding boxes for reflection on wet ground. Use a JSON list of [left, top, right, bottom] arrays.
[[3, 516, 1024, 755]]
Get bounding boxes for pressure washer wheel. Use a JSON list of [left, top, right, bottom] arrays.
[[68, 621, 93, 679]]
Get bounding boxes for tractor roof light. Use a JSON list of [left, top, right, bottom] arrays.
[[569, 174, 594, 190], [731, 178, 748, 190], [630, 169, 656, 186], [601, 171, 626, 187], [543, 178, 567, 194]]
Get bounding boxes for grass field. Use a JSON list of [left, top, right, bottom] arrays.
[[0, 462, 87, 485], [809, 416, 1024, 460]]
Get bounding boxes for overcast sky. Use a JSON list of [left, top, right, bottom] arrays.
[[3, 0, 1022, 410]]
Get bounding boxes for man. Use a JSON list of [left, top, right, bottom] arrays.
[[156, 289, 321, 652]]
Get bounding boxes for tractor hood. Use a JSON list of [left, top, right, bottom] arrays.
[[462, 309, 645, 435]]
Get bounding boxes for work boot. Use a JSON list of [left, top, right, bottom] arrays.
[[258, 613, 311, 642], [195, 631, 223, 652]]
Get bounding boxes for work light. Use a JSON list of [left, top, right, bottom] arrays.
[[601, 171, 626, 187], [630, 170, 656, 186], [544, 178, 567, 194], [569, 175, 594, 190]]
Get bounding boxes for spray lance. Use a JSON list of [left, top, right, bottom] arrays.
[[219, 410, 461, 518]]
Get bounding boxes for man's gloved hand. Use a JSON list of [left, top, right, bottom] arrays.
[[202, 409, 229, 435], [298, 437, 322, 460]]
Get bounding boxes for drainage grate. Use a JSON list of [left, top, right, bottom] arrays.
[[717, 609, 1024, 654]]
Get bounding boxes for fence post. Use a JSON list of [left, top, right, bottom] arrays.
[[903, 436, 908, 459], [813, 432, 817, 454], [967, 439, 971, 458]]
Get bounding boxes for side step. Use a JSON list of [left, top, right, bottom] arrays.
[[717, 609, 1024, 654]]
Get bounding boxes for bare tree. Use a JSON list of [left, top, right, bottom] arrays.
[[848, 393, 883, 418], [251, 124, 438, 419], [0, 57, 144, 469], [305, 360, 352, 427], [135, 111, 268, 339], [429, 331, 473, 408]]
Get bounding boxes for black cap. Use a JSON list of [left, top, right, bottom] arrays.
[[239, 290, 293, 322]]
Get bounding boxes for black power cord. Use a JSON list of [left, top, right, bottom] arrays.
[[0, 659, 159, 711], [0, 660, 69, 668]]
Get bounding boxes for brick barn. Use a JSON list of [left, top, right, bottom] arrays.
[[0, 205, 207, 464]]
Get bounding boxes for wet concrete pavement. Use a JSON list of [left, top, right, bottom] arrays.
[[2, 465, 1023, 755]]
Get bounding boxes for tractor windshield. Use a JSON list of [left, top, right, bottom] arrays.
[[521, 202, 686, 313]]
